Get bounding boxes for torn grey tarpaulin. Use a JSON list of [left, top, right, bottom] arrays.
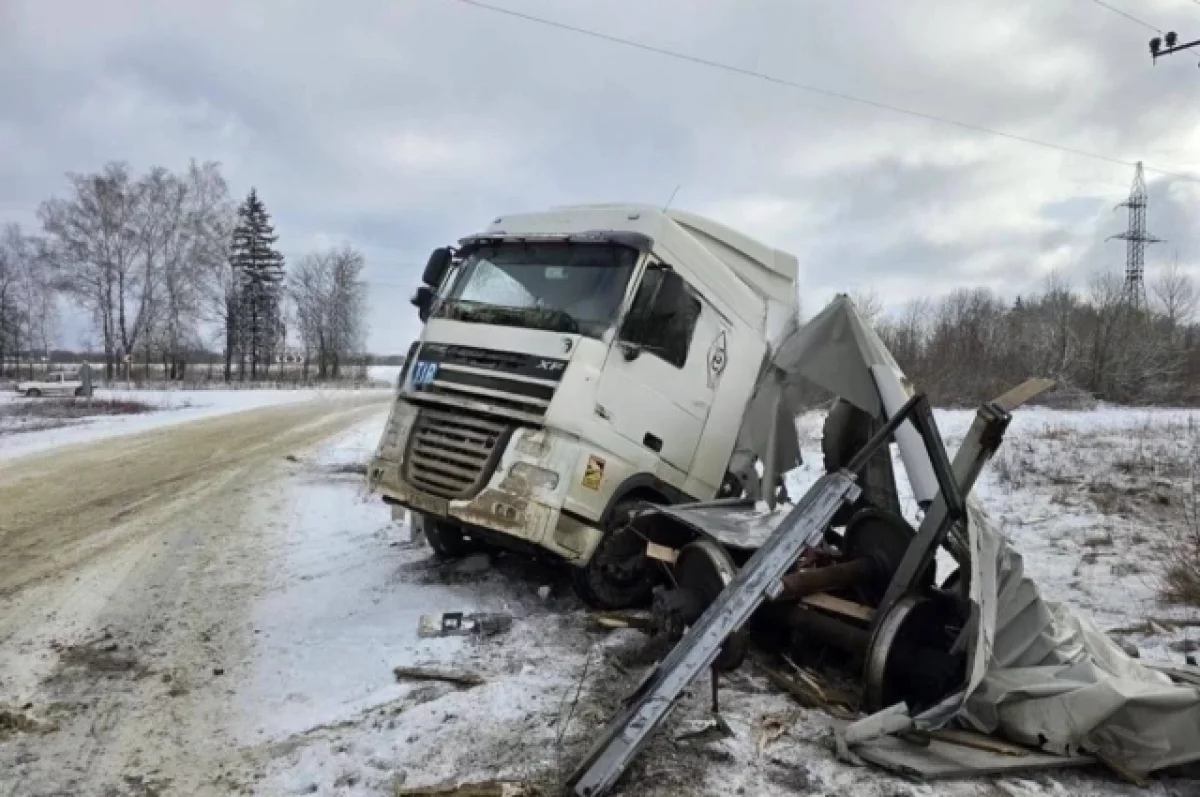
[[846, 498, 1200, 776]]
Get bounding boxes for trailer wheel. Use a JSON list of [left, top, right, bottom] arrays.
[[572, 502, 656, 610], [25, 388, 41, 398]]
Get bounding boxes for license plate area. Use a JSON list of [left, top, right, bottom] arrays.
[[407, 490, 449, 518]]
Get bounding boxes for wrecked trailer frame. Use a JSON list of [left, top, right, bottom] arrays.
[[565, 296, 1200, 793], [567, 389, 1008, 797]]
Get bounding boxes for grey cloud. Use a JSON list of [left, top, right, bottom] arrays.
[[2, 0, 1199, 351]]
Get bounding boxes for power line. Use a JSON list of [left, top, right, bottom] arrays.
[[444, 0, 1200, 183], [1087, 0, 1162, 33]]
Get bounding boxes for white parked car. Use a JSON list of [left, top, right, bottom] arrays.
[[15, 372, 89, 398]]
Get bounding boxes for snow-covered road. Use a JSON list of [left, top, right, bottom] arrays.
[[2, 404, 1198, 796]]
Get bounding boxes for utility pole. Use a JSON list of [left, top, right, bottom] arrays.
[[1150, 31, 1200, 64], [1107, 162, 1163, 310]]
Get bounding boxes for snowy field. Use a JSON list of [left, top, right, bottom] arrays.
[[0, 386, 390, 462]]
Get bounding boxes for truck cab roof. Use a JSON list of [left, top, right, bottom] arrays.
[[480, 204, 799, 343]]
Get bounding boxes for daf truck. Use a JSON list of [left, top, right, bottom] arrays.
[[367, 204, 800, 607]]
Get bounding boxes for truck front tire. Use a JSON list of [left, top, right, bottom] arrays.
[[414, 512, 472, 560], [572, 502, 657, 610]]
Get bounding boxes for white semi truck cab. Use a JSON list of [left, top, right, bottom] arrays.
[[367, 204, 799, 606]]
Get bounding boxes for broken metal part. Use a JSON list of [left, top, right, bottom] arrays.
[[417, 612, 513, 638], [396, 781, 537, 796], [673, 714, 734, 743], [566, 471, 861, 797], [871, 394, 1013, 632]]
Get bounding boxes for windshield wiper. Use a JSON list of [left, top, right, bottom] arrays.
[[439, 300, 580, 334]]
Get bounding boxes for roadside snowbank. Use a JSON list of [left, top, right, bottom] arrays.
[[0, 387, 389, 463]]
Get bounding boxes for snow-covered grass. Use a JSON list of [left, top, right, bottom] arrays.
[[0, 386, 390, 463]]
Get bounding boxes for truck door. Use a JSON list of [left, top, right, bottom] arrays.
[[594, 262, 725, 474]]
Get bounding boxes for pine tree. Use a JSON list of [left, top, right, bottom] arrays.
[[229, 188, 285, 380]]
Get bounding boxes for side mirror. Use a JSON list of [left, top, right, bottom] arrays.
[[422, 247, 453, 287], [411, 286, 435, 323]]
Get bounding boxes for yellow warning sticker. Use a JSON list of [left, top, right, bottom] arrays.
[[582, 456, 606, 490]]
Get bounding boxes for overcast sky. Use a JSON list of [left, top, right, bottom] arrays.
[[3, 0, 1200, 353]]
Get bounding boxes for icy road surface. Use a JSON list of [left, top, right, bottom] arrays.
[[1, 405, 1198, 796]]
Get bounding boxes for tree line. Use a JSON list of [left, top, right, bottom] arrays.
[[855, 263, 1200, 406], [0, 160, 368, 382]]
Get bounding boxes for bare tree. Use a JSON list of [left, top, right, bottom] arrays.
[[290, 245, 367, 380], [39, 161, 231, 381], [849, 288, 883, 324], [0, 225, 57, 378], [1153, 258, 1198, 329]]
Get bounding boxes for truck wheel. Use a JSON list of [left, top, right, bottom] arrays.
[[572, 502, 657, 610], [74, 387, 86, 397], [25, 389, 41, 398], [416, 513, 472, 560]]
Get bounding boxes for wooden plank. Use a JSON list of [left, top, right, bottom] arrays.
[[929, 728, 1031, 757], [992, 378, 1056, 413], [853, 733, 1094, 780], [644, 542, 679, 564], [801, 592, 874, 622], [393, 666, 485, 687]]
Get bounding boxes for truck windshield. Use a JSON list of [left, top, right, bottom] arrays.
[[435, 243, 637, 338]]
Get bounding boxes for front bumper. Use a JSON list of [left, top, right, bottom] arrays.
[[368, 408, 604, 564]]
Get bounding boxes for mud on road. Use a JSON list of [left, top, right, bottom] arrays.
[[0, 395, 388, 796]]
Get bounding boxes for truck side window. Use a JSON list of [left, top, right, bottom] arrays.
[[623, 265, 701, 368]]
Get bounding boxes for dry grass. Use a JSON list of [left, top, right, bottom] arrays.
[[0, 397, 158, 437], [1158, 473, 1200, 605], [1, 397, 155, 420]]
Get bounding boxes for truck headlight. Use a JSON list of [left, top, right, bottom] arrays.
[[509, 462, 559, 491]]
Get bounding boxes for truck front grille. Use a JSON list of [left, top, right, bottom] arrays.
[[406, 344, 567, 424], [404, 408, 513, 499]]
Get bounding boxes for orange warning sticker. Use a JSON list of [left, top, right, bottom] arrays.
[[582, 456, 606, 490]]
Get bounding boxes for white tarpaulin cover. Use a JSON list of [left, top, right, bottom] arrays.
[[909, 499, 1200, 775], [722, 294, 1200, 774]]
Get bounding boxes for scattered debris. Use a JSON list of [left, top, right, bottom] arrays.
[[395, 780, 536, 796], [588, 610, 657, 632], [417, 612, 512, 639], [672, 714, 733, 744], [755, 711, 799, 757], [393, 666, 485, 688], [847, 726, 1095, 780], [537, 585, 551, 601], [0, 704, 55, 738], [285, 454, 301, 463], [756, 660, 855, 720]]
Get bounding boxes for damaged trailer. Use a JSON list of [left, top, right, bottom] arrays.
[[567, 296, 1200, 796]]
